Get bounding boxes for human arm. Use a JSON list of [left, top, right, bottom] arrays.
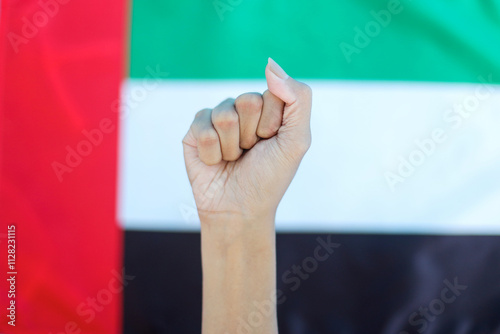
[[182, 58, 312, 333]]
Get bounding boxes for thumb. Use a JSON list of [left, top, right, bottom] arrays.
[[265, 58, 312, 151]]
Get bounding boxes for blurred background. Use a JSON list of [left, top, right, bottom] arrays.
[[1, 0, 500, 333]]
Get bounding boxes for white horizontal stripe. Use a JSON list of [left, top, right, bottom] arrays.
[[118, 79, 500, 234]]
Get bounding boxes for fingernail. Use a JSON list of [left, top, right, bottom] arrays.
[[268, 57, 289, 80]]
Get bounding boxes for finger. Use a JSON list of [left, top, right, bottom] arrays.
[[265, 57, 312, 154], [191, 108, 222, 166], [234, 93, 263, 149], [211, 98, 242, 161], [265, 57, 312, 109], [257, 90, 284, 139]]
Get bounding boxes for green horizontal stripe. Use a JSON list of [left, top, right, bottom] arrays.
[[130, 0, 500, 83]]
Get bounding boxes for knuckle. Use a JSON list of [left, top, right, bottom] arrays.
[[222, 97, 235, 104], [263, 90, 282, 104], [198, 129, 219, 146], [212, 109, 239, 129], [262, 89, 273, 100], [235, 93, 263, 113], [195, 108, 210, 119]]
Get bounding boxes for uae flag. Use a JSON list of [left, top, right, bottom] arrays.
[[1, 0, 500, 333]]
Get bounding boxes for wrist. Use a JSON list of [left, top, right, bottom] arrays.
[[199, 208, 276, 229], [200, 210, 276, 250]]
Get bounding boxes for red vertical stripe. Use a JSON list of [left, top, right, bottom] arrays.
[[1, 0, 126, 332]]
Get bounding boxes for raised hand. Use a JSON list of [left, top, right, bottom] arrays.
[[182, 58, 312, 221]]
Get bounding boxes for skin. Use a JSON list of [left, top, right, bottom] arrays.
[[183, 58, 312, 334]]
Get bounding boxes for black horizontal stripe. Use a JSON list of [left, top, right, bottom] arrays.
[[124, 231, 500, 334]]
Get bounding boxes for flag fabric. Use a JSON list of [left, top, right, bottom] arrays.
[[2, 0, 500, 333], [1, 0, 126, 333], [122, 0, 500, 233], [122, 1, 500, 333]]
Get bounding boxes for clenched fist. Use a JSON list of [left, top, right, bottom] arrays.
[[182, 58, 312, 221]]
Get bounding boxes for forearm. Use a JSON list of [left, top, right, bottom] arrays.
[[200, 213, 278, 334]]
